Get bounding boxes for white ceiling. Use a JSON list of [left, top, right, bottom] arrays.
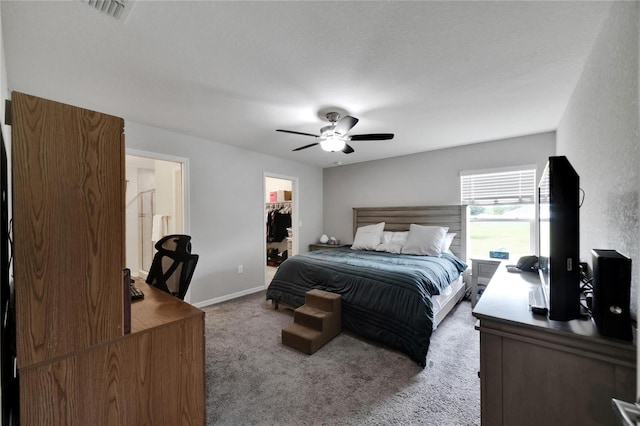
[[2, 1, 612, 168]]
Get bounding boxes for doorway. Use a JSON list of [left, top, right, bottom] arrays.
[[264, 174, 297, 286], [125, 151, 188, 280]]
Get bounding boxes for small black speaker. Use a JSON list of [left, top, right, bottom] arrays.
[[591, 249, 632, 341]]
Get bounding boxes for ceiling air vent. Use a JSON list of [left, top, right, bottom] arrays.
[[80, 0, 134, 21]]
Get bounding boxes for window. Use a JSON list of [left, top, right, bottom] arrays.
[[461, 165, 536, 259]]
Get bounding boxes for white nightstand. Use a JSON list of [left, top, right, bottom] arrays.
[[470, 258, 501, 307]]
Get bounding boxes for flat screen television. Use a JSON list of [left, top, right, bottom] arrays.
[[538, 156, 581, 321]]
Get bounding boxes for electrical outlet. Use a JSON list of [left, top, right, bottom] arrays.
[[237, 265, 243, 274]]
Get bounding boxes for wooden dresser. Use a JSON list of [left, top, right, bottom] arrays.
[[11, 92, 205, 424], [472, 265, 636, 426]]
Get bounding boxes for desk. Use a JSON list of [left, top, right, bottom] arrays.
[[20, 282, 206, 425], [473, 266, 636, 426], [131, 280, 203, 332]]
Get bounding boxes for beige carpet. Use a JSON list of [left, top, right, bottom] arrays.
[[203, 291, 480, 425]]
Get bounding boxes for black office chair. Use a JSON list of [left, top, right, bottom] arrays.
[[146, 234, 199, 300]]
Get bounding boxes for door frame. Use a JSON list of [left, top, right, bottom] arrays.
[[126, 148, 191, 300], [263, 172, 299, 289]]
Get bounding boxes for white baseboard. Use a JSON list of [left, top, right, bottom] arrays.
[[192, 285, 265, 308]]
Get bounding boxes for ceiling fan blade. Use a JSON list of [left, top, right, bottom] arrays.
[[349, 133, 394, 141], [333, 115, 359, 135], [342, 143, 355, 154], [277, 129, 319, 138], [292, 142, 319, 152]]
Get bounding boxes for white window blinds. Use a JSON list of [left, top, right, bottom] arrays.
[[461, 166, 536, 205]]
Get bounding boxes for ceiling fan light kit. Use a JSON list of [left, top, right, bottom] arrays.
[[276, 111, 394, 154], [319, 137, 346, 152]]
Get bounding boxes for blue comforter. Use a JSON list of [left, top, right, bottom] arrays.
[[266, 246, 467, 366]]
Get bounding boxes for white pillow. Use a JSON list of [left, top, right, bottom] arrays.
[[380, 231, 393, 245], [351, 222, 385, 251], [401, 224, 449, 256], [390, 231, 409, 244], [441, 233, 457, 253], [375, 231, 409, 254]]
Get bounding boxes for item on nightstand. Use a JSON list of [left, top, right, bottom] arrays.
[[329, 237, 338, 245], [319, 234, 329, 244], [489, 250, 509, 259]]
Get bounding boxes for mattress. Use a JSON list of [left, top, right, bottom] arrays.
[[432, 274, 465, 329]]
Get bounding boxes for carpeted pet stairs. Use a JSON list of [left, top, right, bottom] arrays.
[[281, 289, 341, 354]]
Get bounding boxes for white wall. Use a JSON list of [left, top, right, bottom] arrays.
[[557, 1, 639, 318], [323, 132, 555, 245], [124, 121, 323, 306]]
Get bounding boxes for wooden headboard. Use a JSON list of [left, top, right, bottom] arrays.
[[353, 205, 468, 261]]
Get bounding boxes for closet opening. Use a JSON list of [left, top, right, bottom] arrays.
[[264, 175, 297, 287], [125, 151, 188, 282]]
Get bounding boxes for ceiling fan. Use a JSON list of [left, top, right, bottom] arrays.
[[276, 112, 394, 154]]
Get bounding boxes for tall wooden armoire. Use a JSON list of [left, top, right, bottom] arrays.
[[12, 91, 125, 367], [9, 92, 205, 425]]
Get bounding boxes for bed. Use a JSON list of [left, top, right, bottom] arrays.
[[266, 205, 469, 366]]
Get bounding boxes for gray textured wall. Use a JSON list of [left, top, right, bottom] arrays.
[[557, 1, 639, 321]]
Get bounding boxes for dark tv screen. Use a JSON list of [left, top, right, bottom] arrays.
[[537, 156, 581, 321]]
